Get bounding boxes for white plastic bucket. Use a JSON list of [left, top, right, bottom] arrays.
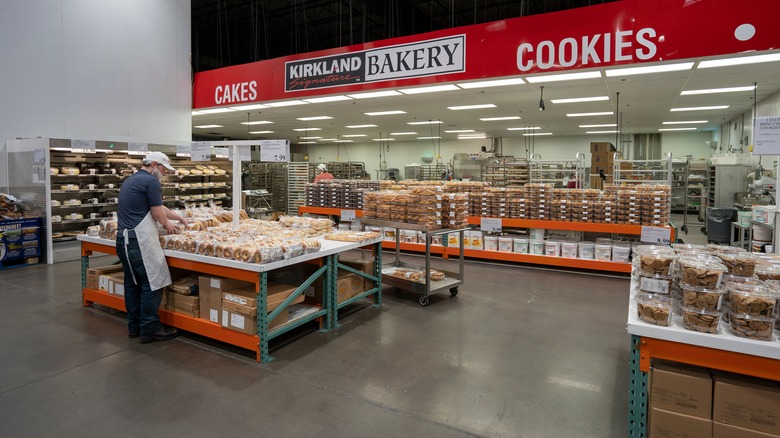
[[484, 236, 498, 251], [513, 238, 529, 254], [561, 241, 578, 258], [531, 241, 545, 255], [579, 241, 595, 259], [612, 243, 631, 263], [595, 244, 612, 261], [545, 240, 561, 257], [529, 228, 545, 242], [498, 237, 513, 252]]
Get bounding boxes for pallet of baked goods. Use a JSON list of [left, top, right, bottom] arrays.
[[323, 230, 381, 243]]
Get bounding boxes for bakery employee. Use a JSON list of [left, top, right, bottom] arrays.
[[313, 163, 334, 182], [116, 151, 189, 343]]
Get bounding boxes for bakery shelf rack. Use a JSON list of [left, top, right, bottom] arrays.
[[77, 234, 383, 363], [680, 160, 710, 234], [529, 153, 586, 187], [361, 218, 466, 306], [612, 152, 673, 185], [626, 275, 780, 437], [481, 157, 530, 187]]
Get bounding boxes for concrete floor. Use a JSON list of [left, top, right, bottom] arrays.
[[0, 253, 632, 437]]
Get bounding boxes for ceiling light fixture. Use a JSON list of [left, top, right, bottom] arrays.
[[347, 90, 402, 99], [680, 85, 756, 95], [605, 62, 694, 77], [373, 138, 396, 141], [658, 127, 697, 131], [191, 110, 205, 116], [319, 138, 338, 141], [303, 95, 353, 103], [417, 136, 441, 139], [481, 116, 521, 121], [293, 127, 322, 131], [249, 130, 274, 134], [298, 141, 317, 144], [364, 110, 407, 116], [566, 111, 614, 117], [698, 53, 780, 69], [670, 105, 729, 112], [523, 132, 553, 136], [507, 127, 541, 130], [389, 132, 417, 135], [408, 121, 443, 125], [194, 125, 223, 128], [198, 108, 237, 114], [264, 100, 308, 107], [662, 120, 708, 125], [229, 103, 269, 110], [550, 96, 609, 104], [296, 116, 333, 121], [457, 78, 526, 89], [240, 120, 274, 125], [525, 71, 601, 83], [579, 123, 617, 128], [398, 84, 459, 94], [458, 135, 487, 139], [342, 134, 367, 137], [586, 130, 618, 134], [299, 136, 322, 139], [447, 104, 497, 110], [346, 124, 377, 128], [445, 130, 476, 133], [334, 139, 353, 142]]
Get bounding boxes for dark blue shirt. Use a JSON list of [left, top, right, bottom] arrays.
[[117, 169, 163, 230]]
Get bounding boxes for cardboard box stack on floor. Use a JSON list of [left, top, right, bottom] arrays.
[[162, 275, 200, 317], [589, 142, 616, 190], [303, 269, 365, 305], [649, 361, 780, 438]]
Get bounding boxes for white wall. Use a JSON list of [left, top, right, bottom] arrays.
[[0, 0, 191, 189]]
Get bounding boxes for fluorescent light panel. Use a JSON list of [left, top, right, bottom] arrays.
[[249, 130, 274, 134], [299, 136, 322, 139], [346, 124, 377, 128], [659, 127, 697, 131], [481, 116, 521, 121], [447, 104, 497, 110], [334, 139, 353, 142], [408, 121, 443, 125], [373, 138, 395, 141], [319, 138, 338, 141], [417, 136, 441, 139], [586, 130, 618, 134], [390, 132, 417, 135], [347, 90, 401, 99], [680, 85, 756, 95], [194, 124, 223, 128], [342, 134, 367, 137], [662, 120, 707, 125], [459, 135, 486, 139], [240, 120, 274, 125], [198, 108, 236, 114], [399, 84, 459, 94], [507, 127, 541, 130], [566, 111, 614, 117], [364, 110, 406, 116], [670, 105, 729, 112], [457, 78, 525, 89], [445, 130, 475, 133], [296, 116, 332, 121], [264, 100, 308, 107], [605, 62, 694, 77], [698, 53, 780, 68], [293, 127, 322, 131], [579, 123, 617, 128], [303, 95, 353, 103], [229, 103, 269, 110], [191, 111, 205, 116], [550, 96, 609, 104], [298, 141, 316, 144], [523, 132, 553, 136], [525, 71, 601, 83]]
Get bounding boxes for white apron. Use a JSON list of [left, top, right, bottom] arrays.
[[122, 212, 171, 291]]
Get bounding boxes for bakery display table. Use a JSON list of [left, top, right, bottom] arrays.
[[78, 234, 382, 363], [626, 277, 780, 437]]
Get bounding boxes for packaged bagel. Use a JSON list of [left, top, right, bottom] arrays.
[[635, 292, 673, 326], [678, 257, 726, 288], [716, 252, 757, 277], [680, 281, 725, 311], [679, 304, 721, 334], [727, 311, 775, 340], [726, 284, 777, 317]]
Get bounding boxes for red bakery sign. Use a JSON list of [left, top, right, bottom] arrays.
[[194, 0, 780, 108]]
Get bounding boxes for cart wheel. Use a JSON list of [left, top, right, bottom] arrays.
[[701, 227, 707, 234], [418, 295, 430, 306], [450, 287, 459, 296], [681, 226, 688, 234]]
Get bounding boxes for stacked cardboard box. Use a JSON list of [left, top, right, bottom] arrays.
[[88, 265, 123, 290], [713, 373, 780, 437], [589, 142, 616, 190], [220, 283, 305, 334]]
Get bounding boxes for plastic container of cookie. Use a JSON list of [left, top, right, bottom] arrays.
[[726, 284, 777, 317], [638, 251, 676, 276], [679, 281, 725, 310], [715, 252, 758, 277], [678, 257, 727, 288], [754, 264, 780, 282], [635, 292, 673, 326], [679, 304, 721, 334], [726, 311, 775, 341]]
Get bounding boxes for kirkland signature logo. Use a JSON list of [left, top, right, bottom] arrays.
[[285, 35, 465, 91]]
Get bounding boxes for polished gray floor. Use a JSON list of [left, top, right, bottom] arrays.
[[0, 252, 631, 437]]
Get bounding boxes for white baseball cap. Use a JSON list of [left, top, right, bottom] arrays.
[[317, 163, 327, 171], [144, 151, 176, 171]]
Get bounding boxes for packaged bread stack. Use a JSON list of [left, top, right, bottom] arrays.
[[509, 186, 529, 219], [478, 191, 493, 217], [640, 184, 671, 226], [305, 183, 324, 207], [526, 183, 553, 220], [489, 188, 511, 218], [569, 189, 600, 223], [549, 189, 570, 221], [617, 188, 642, 224], [407, 186, 443, 229], [363, 191, 379, 218], [442, 192, 469, 228]]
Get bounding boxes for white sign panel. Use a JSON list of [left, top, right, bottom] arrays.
[[176, 144, 191, 157], [480, 217, 502, 233], [128, 142, 148, 155], [72, 139, 96, 154], [753, 116, 780, 155], [641, 226, 672, 245], [260, 140, 290, 162], [190, 142, 211, 161], [340, 210, 357, 222], [214, 147, 229, 158], [34, 149, 45, 164]]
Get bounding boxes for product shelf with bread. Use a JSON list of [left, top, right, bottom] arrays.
[[78, 213, 384, 363], [625, 244, 780, 437]]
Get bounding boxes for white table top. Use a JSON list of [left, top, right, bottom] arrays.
[[626, 276, 780, 360], [78, 234, 382, 273]]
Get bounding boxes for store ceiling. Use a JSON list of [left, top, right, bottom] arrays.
[[192, 51, 780, 144]]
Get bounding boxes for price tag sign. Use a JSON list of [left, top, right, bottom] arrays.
[[260, 140, 290, 162], [176, 144, 191, 157], [214, 147, 229, 158], [480, 217, 502, 233], [641, 226, 672, 244], [72, 139, 96, 154], [754, 116, 780, 155], [128, 142, 148, 155], [34, 148, 45, 164], [190, 142, 211, 161], [340, 210, 357, 222]]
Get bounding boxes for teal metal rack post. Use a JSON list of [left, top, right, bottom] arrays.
[[628, 335, 648, 437]]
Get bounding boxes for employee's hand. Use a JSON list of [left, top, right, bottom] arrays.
[[164, 221, 180, 235], [179, 217, 192, 227]]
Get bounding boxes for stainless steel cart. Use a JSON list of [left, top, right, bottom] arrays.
[[362, 218, 466, 306]]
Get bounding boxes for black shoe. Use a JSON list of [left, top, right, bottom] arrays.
[[139, 327, 178, 343], [128, 332, 140, 339]]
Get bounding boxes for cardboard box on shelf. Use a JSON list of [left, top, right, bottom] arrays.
[[590, 142, 616, 153], [713, 372, 780, 435], [650, 361, 713, 419], [339, 257, 375, 291], [198, 276, 254, 325], [219, 282, 305, 334], [650, 407, 712, 438], [713, 422, 780, 438], [304, 271, 363, 304], [110, 276, 125, 297], [99, 271, 124, 293], [86, 265, 123, 290]]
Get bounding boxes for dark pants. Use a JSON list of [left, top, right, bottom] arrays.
[[116, 237, 163, 337]]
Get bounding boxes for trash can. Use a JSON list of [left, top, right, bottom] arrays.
[[706, 207, 737, 244]]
